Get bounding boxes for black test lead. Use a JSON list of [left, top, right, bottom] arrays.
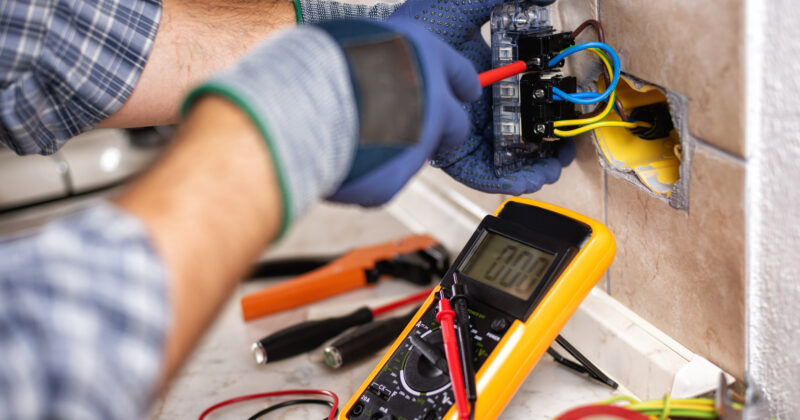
[[451, 273, 477, 419], [436, 290, 470, 420]]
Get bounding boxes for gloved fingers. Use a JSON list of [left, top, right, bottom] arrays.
[[440, 142, 529, 195], [518, 168, 547, 195], [471, 0, 505, 25], [528, 156, 562, 185], [327, 148, 426, 206], [430, 131, 485, 168], [555, 138, 576, 167], [435, 40, 482, 103], [458, 32, 492, 72], [436, 95, 473, 152]]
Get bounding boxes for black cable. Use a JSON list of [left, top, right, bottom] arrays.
[[247, 398, 337, 420]]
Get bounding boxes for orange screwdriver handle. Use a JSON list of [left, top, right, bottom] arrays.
[[240, 234, 439, 321]]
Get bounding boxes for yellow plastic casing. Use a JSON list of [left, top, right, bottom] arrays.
[[339, 198, 616, 419], [593, 76, 681, 196]]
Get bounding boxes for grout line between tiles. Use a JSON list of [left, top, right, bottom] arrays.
[[603, 166, 611, 294], [693, 137, 747, 164]]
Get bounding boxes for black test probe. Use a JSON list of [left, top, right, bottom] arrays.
[[251, 289, 431, 364], [324, 307, 419, 369]]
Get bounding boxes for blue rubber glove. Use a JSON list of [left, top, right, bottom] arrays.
[[391, 0, 576, 195], [183, 20, 480, 235], [324, 19, 482, 205]]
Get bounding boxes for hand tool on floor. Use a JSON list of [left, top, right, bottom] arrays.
[[324, 307, 419, 369], [340, 198, 616, 420], [251, 290, 430, 364], [241, 234, 449, 321]]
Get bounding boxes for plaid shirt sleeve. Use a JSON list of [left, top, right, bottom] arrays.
[[0, 201, 169, 420], [0, 0, 161, 155]]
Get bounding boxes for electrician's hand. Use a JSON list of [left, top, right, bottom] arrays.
[[390, 0, 576, 195], [323, 19, 482, 206], [184, 19, 481, 232]]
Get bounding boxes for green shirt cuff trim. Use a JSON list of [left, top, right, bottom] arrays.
[[181, 83, 294, 237], [293, 0, 303, 23]]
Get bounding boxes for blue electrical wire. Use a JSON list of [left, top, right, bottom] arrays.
[[548, 42, 621, 105], [553, 93, 626, 120], [553, 92, 598, 100]]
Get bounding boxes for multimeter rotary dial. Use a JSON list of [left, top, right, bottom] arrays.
[[399, 330, 451, 396]]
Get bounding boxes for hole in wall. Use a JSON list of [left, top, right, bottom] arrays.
[[591, 75, 687, 205]]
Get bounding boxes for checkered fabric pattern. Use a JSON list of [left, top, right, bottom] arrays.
[[0, 202, 169, 420], [0, 0, 161, 155]]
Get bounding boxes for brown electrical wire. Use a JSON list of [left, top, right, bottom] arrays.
[[569, 19, 605, 41], [569, 19, 629, 122]]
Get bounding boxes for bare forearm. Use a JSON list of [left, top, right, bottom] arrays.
[[116, 97, 282, 382], [100, 0, 295, 128]]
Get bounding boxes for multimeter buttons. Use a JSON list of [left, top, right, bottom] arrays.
[[400, 330, 451, 395]]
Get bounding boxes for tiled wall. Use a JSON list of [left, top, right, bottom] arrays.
[[526, 0, 746, 379]]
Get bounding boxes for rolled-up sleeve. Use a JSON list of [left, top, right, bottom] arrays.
[[0, 201, 169, 420], [0, 0, 161, 155]]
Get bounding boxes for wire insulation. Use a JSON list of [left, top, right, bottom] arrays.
[[593, 394, 739, 419], [371, 288, 432, 317], [554, 48, 616, 128], [198, 390, 339, 420], [549, 42, 621, 105], [247, 399, 335, 420], [569, 20, 629, 121], [554, 120, 651, 137]]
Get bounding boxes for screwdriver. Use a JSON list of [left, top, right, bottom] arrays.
[[324, 306, 419, 369], [251, 289, 432, 364]]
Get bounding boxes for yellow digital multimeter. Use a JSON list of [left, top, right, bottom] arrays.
[[339, 198, 616, 420]]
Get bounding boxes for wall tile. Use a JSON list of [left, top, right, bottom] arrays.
[[525, 134, 606, 223], [598, 0, 745, 157], [606, 146, 745, 378]]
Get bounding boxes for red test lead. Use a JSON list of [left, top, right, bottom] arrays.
[[436, 291, 471, 420]]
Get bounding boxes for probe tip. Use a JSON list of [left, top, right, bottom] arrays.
[[251, 342, 268, 364], [323, 346, 343, 369]]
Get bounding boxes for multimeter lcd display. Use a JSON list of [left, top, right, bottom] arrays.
[[460, 231, 555, 301]]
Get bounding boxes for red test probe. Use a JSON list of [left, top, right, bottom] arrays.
[[436, 291, 471, 420], [478, 60, 533, 87]]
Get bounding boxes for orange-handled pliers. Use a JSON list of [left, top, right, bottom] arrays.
[[240, 234, 449, 321]]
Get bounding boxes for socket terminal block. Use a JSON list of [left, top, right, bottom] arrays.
[[490, 1, 577, 176], [519, 73, 577, 141]]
